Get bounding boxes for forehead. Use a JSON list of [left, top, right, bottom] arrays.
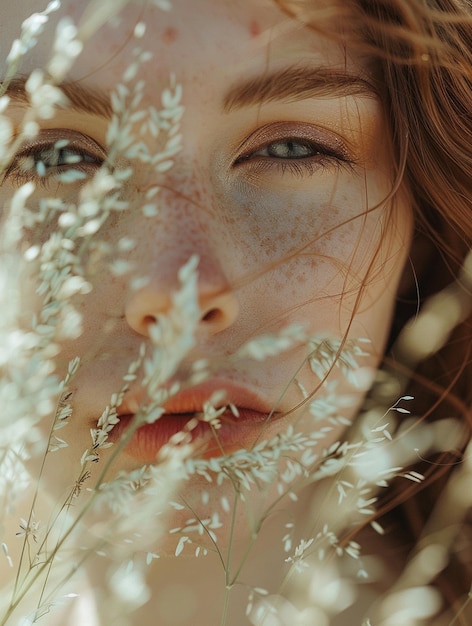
[[0, 0, 363, 91]]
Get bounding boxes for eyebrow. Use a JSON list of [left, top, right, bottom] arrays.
[[2, 67, 376, 118], [1, 77, 113, 118], [223, 66, 378, 112]]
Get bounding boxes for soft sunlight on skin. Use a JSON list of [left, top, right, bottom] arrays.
[[0, 0, 412, 553], [2, 0, 472, 624], [5, 2, 460, 625]]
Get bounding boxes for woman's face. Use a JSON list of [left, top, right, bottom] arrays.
[[1, 0, 412, 547]]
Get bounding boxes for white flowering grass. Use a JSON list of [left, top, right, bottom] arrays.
[[0, 2, 470, 626]]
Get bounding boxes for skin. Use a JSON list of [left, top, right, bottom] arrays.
[[0, 1, 413, 622]]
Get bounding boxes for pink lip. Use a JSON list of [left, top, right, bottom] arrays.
[[108, 380, 280, 462]]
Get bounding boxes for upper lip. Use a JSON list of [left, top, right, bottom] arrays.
[[117, 379, 277, 417]]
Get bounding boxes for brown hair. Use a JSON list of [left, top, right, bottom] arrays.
[[278, 0, 472, 619], [359, 2, 472, 618]]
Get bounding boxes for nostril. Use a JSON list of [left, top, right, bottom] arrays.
[[198, 292, 239, 333], [125, 286, 239, 338], [143, 314, 157, 327], [202, 308, 223, 323]]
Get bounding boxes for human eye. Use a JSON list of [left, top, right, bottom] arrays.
[[233, 122, 354, 178], [2, 129, 105, 188]]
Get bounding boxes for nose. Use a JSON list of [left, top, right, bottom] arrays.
[[123, 166, 241, 339], [124, 259, 240, 338]]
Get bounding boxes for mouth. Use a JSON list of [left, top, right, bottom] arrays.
[[107, 381, 281, 463]]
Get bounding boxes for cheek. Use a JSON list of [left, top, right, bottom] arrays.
[[218, 175, 388, 293], [341, 199, 413, 356], [223, 174, 411, 343]]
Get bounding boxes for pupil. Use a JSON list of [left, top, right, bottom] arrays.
[[270, 141, 312, 158], [36, 147, 90, 171]]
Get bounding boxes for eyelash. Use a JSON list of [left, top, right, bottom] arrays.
[[233, 129, 354, 178], [3, 139, 104, 188], [3, 127, 353, 190]]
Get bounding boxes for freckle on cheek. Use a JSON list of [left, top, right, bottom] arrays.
[[162, 26, 178, 44], [249, 20, 261, 38]]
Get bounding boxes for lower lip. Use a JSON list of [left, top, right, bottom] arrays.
[[108, 409, 275, 463]]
